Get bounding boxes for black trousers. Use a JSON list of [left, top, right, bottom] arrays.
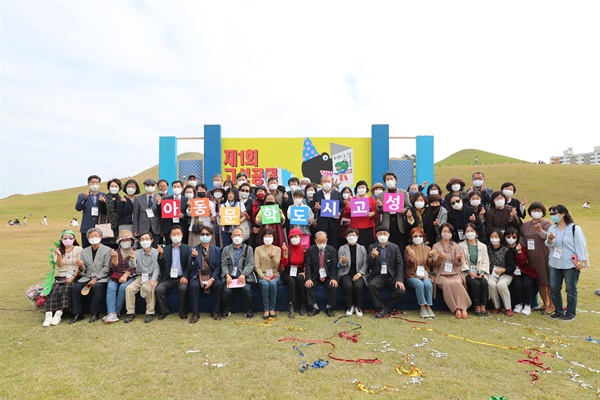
[[466, 275, 489, 307], [188, 278, 223, 313], [281, 269, 306, 306], [511, 274, 535, 306], [72, 281, 107, 315], [222, 283, 253, 313], [306, 278, 337, 308], [339, 274, 365, 308], [155, 278, 188, 314], [367, 274, 405, 309]]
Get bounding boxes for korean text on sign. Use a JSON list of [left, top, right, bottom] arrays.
[[260, 205, 281, 224], [219, 206, 240, 226], [350, 198, 369, 217], [383, 193, 404, 213], [289, 206, 309, 226], [190, 198, 210, 217], [320, 200, 339, 218], [161, 200, 180, 219]]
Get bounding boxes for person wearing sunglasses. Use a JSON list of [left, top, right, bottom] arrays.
[[504, 229, 537, 316], [404, 227, 435, 318], [458, 223, 490, 317]]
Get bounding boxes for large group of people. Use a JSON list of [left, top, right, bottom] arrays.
[[41, 171, 589, 327]]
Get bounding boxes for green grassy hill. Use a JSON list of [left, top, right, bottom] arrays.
[[436, 149, 530, 166]]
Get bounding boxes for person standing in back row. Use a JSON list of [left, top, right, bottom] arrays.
[[133, 179, 162, 248], [75, 175, 106, 247]]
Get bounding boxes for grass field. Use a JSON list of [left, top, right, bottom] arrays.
[[0, 158, 599, 399]]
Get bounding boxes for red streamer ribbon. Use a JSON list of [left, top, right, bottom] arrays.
[[339, 331, 360, 343], [278, 337, 382, 364], [518, 348, 553, 385]]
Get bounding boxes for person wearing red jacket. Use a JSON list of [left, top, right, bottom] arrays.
[[341, 181, 378, 248], [279, 228, 308, 318]]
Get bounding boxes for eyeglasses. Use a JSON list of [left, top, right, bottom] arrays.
[[450, 200, 461, 205], [200, 233, 211, 237], [505, 234, 517, 239]]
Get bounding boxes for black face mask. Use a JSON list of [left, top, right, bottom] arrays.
[[266, 201, 276, 205], [198, 192, 206, 198]]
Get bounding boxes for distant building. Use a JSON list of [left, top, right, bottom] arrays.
[[550, 146, 600, 165]]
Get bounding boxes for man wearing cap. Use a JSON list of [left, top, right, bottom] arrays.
[[70, 228, 111, 324], [75, 175, 107, 248], [376, 172, 411, 253], [367, 226, 406, 318], [124, 232, 160, 323], [465, 172, 493, 207], [133, 178, 162, 248], [186, 174, 199, 188], [155, 225, 193, 320], [304, 231, 338, 317]]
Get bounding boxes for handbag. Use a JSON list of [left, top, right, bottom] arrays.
[[110, 272, 123, 282], [238, 219, 251, 241], [571, 225, 590, 268], [96, 213, 115, 239]]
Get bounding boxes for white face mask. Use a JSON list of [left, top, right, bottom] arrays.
[[441, 232, 453, 241], [377, 235, 389, 244], [472, 179, 483, 187], [213, 192, 223, 199], [429, 189, 439, 195], [239, 191, 249, 199], [506, 237, 517, 245], [300, 185, 307, 191], [412, 236, 424, 245], [451, 201, 463, 210], [357, 188, 367, 196], [109, 187, 119, 195], [502, 189, 514, 198], [263, 236, 274, 245], [451, 184, 461, 192], [232, 236, 243, 245], [158, 190, 168, 196], [494, 199, 505, 208], [290, 237, 301, 245], [172, 188, 182, 196], [346, 235, 358, 244], [414, 201, 425, 209], [306, 191, 315, 198], [126, 187, 136, 195], [490, 238, 501, 245], [342, 193, 350, 200], [269, 184, 278, 191], [145, 186, 155, 193], [237, 180, 246, 186], [212, 181, 221, 188], [186, 180, 196, 187], [89, 184, 100, 192], [373, 189, 383, 196], [470, 199, 481, 207], [294, 198, 303, 205], [385, 180, 396, 189], [289, 185, 298, 192], [171, 236, 182, 244], [316, 243, 327, 250], [530, 211, 543, 219], [140, 240, 152, 249], [185, 193, 194, 199], [120, 241, 132, 249], [465, 231, 476, 240], [89, 237, 101, 245], [322, 182, 332, 191]]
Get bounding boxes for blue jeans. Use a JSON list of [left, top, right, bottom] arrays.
[[259, 277, 279, 311], [549, 267, 580, 318], [405, 277, 433, 306], [107, 278, 134, 314]]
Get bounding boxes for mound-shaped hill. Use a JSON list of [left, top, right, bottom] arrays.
[[436, 149, 529, 166]]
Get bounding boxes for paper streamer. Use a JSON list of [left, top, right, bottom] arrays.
[[279, 337, 382, 364], [353, 380, 399, 394], [585, 337, 600, 345], [412, 327, 527, 351], [235, 317, 278, 327]]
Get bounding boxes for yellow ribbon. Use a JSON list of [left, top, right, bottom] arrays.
[[526, 328, 567, 345], [395, 365, 424, 377], [412, 327, 528, 351], [234, 317, 278, 327], [354, 382, 398, 394]]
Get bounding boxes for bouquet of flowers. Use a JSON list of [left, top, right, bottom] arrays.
[[25, 284, 47, 309]]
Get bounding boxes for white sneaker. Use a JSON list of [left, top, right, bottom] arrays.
[[522, 305, 532, 316], [50, 310, 63, 326], [104, 312, 119, 324], [355, 307, 363, 317], [514, 304, 523, 314], [42, 312, 53, 327], [346, 306, 355, 316]]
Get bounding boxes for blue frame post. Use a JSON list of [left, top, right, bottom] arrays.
[[204, 125, 222, 186], [159, 136, 177, 187], [416, 135, 434, 189], [371, 124, 390, 185]]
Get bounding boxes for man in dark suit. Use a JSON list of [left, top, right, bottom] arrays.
[[133, 178, 162, 248], [75, 175, 106, 248], [376, 171, 412, 254], [311, 175, 342, 249], [159, 180, 188, 246], [304, 231, 338, 317], [367, 226, 406, 318], [155, 225, 193, 320]]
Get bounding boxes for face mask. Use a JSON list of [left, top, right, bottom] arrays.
[[126, 187, 136, 195], [171, 236, 182, 244], [470, 199, 481, 207], [429, 189, 439, 195], [172, 188, 182, 196], [140, 240, 152, 249], [409, 190, 418, 196], [472, 179, 483, 187], [306, 191, 315, 198], [294, 198, 303, 205], [257, 192, 266, 200], [145, 186, 155, 193], [377, 235, 389, 244], [289, 185, 298, 192], [342, 193, 350, 200], [185, 193, 194, 199], [266, 201, 275, 205], [346, 235, 358, 244], [290, 237, 301, 245], [232, 236, 243, 245], [357, 188, 367, 196], [452, 201, 463, 210], [239, 191, 249, 199], [414, 201, 425, 209], [89, 184, 100, 192], [506, 237, 517, 245], [198, 192, 207, 198], [269, 184, 278, 191], [550, 214, 560, 223], [158, 190, 168, 196], [317, 243, 327, 250], [531, 211, 543, 219], [200, 235, 211, 244], [188, 180, 197, 187], [412, 236, 423, 245], [109, 187, 120, 195], [502, 189, 514, 198], [494, 199, 505, 208], [385, 180, 396, 189], [120, 241, 132, 249], [263, 236, 274, 245], [62, 238, 74, 246], [213, 192, 223, 199], [373, 189, 383, 196], [237, 180, 246, 186], [451, 184, 461, 192], [300, 184, 307, 191], [441, 232, 453, 241], [89, 237, 101, 245], [490, 238, 501, 245], [322, 183, 332, 191], [212, 181, 221, 188], [465, 232, 476, 240]]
